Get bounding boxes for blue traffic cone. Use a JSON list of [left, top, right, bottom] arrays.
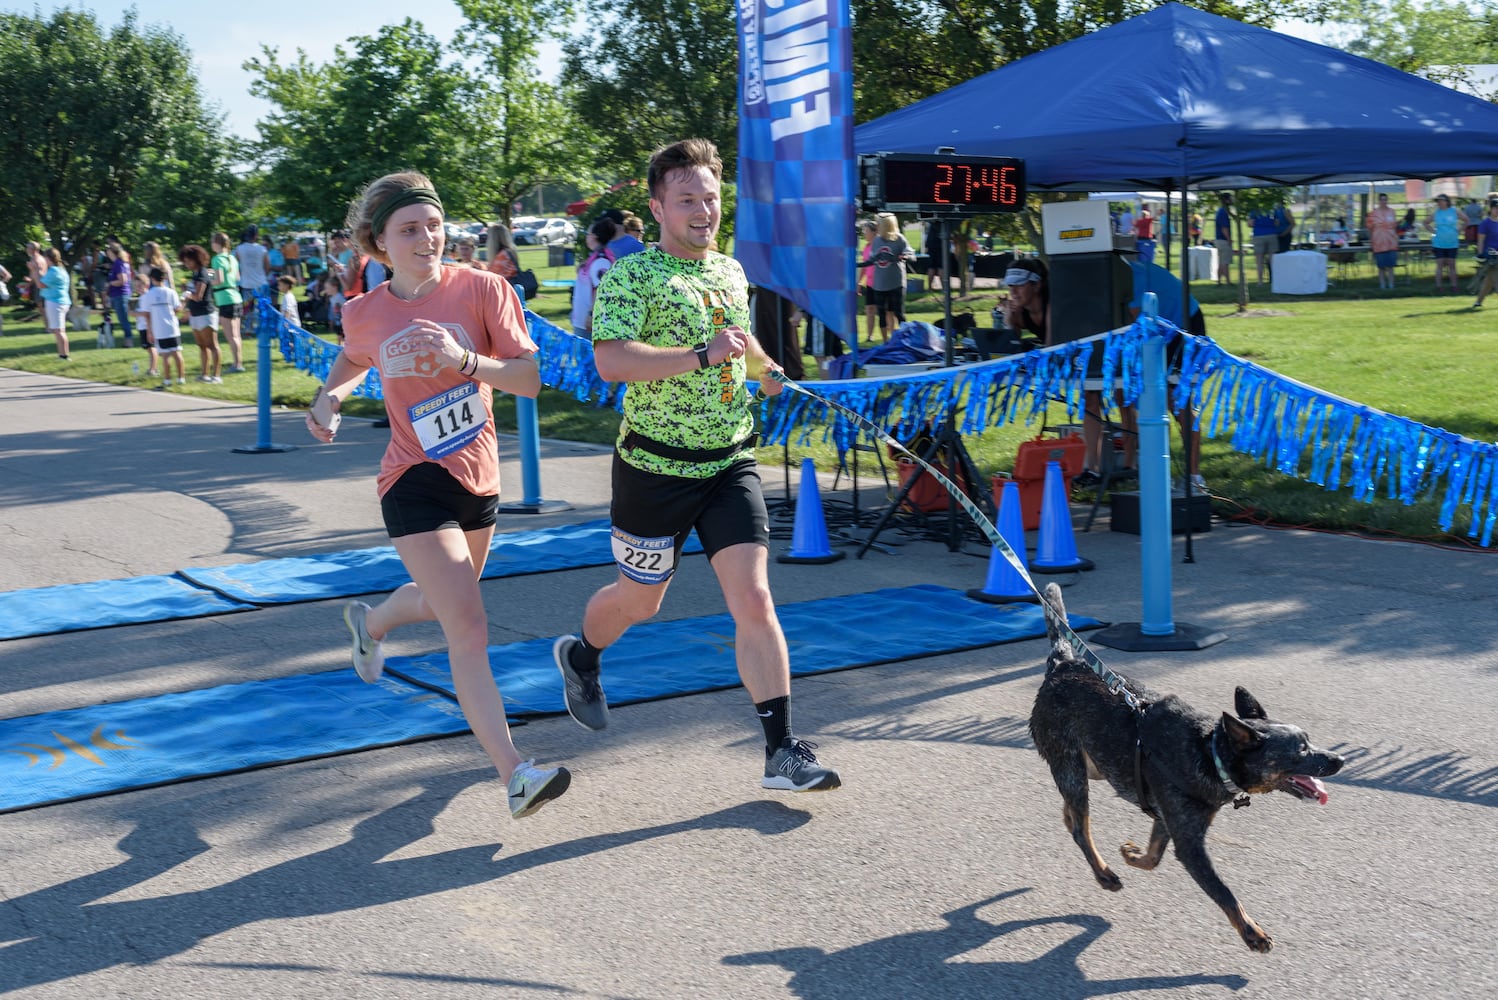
[[777, 458, 846, 564], [967, 479, 1039, 604], [1031, 460, 1095, 573]]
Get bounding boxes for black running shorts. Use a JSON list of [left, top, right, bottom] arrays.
[[380, 462, 498, 539], [609, 454, 769, 584]]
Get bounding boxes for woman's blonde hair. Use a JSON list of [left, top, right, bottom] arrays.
[[487, 223, 518, 256], [876, 212, 901, 240], [347, 170, 439, 265]]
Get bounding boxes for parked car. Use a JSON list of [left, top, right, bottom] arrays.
[[517, 218, 578, 245], [509, 217, 544, 242]]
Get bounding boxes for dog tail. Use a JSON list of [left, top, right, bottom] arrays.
[[1041, 583, 1069, 659]]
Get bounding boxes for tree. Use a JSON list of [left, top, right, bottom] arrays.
[[0, 9, 233, 260], [123, 106, 246, 255], [1311, 0, 1498, 97], [248, 22, 488, 229], [560, 0, 1305, 184], [455, 0, 601, 224], [561, 0, 741, 175], [855, 0, 1316, 122], [248, 16, 588, 230]]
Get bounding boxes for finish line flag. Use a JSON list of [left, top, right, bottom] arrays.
[[735, 0, 856, 347]]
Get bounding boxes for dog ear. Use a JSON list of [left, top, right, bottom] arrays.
[[1221, 712, 1263, 751], [1234, 687, 1268, 720]]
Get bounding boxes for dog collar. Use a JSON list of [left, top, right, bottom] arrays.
[[1211, 726, 1253, 809]]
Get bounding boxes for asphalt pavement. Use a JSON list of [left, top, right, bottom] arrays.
[[1, 366, 1495, 1000]]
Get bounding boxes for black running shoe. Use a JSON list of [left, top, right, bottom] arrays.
[[553, 635, 608, 730]]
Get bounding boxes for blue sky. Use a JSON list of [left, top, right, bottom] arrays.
[[2, 1, 564, 139]]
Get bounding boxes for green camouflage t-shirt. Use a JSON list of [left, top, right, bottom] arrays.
[[592, 248, 755, 478]]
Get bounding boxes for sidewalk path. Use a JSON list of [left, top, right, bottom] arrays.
[[1, 368, 1494, 999]]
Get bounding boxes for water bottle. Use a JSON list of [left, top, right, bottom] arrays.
[[131, 362, 140, 377], [991, 306, 1003, 329]]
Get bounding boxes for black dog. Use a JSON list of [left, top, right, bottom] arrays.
[[1029, 584, 1343, 952]]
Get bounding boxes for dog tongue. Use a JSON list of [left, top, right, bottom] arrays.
[[1290, 775, 1329, 804]]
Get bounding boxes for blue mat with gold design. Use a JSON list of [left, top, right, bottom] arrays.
[[0, 585, 1099, 813]]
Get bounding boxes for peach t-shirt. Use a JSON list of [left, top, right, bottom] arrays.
[[341, 266, 537, 499]]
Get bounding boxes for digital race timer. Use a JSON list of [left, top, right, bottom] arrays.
[[859, 152, 1026, 216]]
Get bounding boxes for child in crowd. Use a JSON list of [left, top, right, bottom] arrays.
[[278, 275, 300, 326], [322, 270, 346, 342], [139, 267, 185, 388], [131, 268, 158, 376]]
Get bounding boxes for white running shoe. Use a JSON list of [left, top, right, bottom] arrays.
[[508, 760, 571, 819], [342, 600, 384, 683]]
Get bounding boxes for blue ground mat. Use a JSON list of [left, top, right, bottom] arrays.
[[178, 519, 701, 604], [0, 576, 256, 641], [0, 521, 702, 641], [0, 585, 1098, 813], [392, 584, 1101, 714]]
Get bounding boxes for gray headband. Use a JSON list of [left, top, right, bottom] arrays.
[[1005, 267, 1041, 286]]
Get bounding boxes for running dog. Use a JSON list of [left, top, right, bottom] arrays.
[[1029, 584, 1344, 952]]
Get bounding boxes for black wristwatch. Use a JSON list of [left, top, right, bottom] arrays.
[[694, 343, 712, 369]]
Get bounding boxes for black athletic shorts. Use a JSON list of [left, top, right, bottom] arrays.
[[218, 302, 243, 320], [380, 461, 498, 539], [608, 454, 769, 585]]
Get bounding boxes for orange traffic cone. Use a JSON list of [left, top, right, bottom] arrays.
[[1031, 460, 1095, 573], [777, 458, 846, 564]]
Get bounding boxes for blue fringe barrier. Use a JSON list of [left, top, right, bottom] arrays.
[[259, 300, 1498, 546]]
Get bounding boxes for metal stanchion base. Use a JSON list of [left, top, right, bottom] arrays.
[[1090, 621, 1228, 651], [497, 499, 574, 515], [232, 443, 298, 454]]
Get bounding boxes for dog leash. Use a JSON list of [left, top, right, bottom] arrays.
[[763, 370, 1148, 713]]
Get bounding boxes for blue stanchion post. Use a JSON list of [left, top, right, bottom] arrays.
[[1092, 293, 1226, 652], [498, 292, 572, 514], [233, 292, 296, 454], [1137, 293, 1173, 634]]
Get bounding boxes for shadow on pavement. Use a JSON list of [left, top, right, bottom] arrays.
[[0, 768, 811, 994], [724, 888, 1250, 998]]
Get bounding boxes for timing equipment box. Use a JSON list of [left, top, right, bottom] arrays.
[[1109, 491, 1211, 535]]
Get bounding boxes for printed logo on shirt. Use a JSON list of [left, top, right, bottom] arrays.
[[379, 322, 471, 379]]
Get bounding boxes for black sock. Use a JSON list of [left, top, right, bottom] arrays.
[[569, 633, 603, 673], [755, 696, 791, 754]]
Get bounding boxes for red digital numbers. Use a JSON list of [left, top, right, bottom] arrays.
[[931, 163, 1020, 206], [870, 154, 1025, 212]]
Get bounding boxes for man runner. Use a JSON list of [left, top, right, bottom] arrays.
[[553, 137, 841, 793]]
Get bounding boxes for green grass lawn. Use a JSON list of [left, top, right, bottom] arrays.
[[4, 248, 1494, 547]]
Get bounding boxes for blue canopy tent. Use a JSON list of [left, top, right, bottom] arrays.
[[855, 3, 1498, 644], [854, 2, 1498, 191]]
